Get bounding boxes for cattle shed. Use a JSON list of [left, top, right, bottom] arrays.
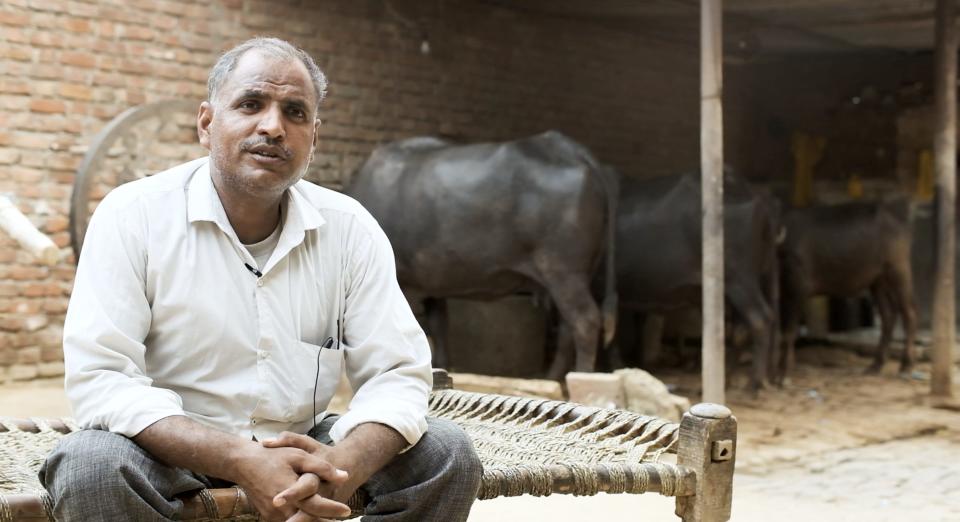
[[0, 0, 956, 401]]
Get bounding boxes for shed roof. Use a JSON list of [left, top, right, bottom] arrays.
[[482, 0, 959, 57]]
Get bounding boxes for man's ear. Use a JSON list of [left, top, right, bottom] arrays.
[[197, 101, 214, 150], [313, 118, 322, 148]]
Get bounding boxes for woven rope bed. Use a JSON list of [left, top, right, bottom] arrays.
[[0, 372, 736, 522]]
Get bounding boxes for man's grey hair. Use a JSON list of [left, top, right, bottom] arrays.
[[207, 37, 328, 114]]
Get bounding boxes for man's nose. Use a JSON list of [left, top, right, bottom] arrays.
[[256, 105, 285, 140]]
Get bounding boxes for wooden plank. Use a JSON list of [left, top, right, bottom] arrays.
[[932, 0, 957, 399], [675, 403, 737, 522], [701, 0, 725, 405]]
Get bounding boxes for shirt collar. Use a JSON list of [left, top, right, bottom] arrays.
[[187, 159, 325, 229], [186, 159, 326, 268]]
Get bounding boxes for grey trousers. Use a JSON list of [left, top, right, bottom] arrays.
[[39, 416, 482, 522]]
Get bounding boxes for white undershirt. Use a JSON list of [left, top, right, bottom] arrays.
[[243, 218, 283, 270]]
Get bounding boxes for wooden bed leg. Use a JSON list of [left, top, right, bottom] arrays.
[[675, 403, 737, 522]]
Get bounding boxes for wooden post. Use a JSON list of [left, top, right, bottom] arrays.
[[701, 0, 725, 404], [675, 403, 737, 522], [932, 0, 957, 399]]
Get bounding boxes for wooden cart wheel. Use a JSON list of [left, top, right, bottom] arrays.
[[69, 100, 203, 259]]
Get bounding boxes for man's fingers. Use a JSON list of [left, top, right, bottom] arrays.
[[274, 473, 320, 507], [296, 457, 349, 485], [295, 494, 353, 520], [285, 510, 327, 522], [262, 431, 318, 452]]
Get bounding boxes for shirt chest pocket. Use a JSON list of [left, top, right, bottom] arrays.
[[287, 340, 345, 421]]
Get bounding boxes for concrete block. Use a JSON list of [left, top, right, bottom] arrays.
[[38, 361, 64, 377], [616, 368, 690, 422], [450, 372, 563, 400], [9, 363, 38, 381], [566, 371, 625, 410]]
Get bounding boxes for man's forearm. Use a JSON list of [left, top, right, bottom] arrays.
[[132, 415, 258, 483], [327, 422, 407, 496]]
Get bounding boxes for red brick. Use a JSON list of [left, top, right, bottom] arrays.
[[0, 10, 29, 25], [122, 24, 154, 41], [41, 346, 64, 363], [1, 27, 28, 43], [118, 59, 149, 75], [22, 284, 46, 298], [43, 300, 68, 314], [44, 215, 69, 234], [16, 346, 40, 364], [0, 45, 32, 61], [59, 83, 93, 100], [51, 232, 70, 249], [0, 149, 19, 165], [29, 99, 65, 113], [0, 317, 25, 332], [8, 266, 47, 280], [61, 17, 90, 32], [11, 133, 52, 150], [67, 2, 97, 17], [60, 51, 96, 68]]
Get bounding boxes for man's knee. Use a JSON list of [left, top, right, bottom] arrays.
[[41, 430, 138, 493], [41, 429, 202, 520], [422, 418, 482, 484]]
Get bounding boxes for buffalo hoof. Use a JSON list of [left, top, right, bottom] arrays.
[[748, 379, 770, 398], [864, 362, 884, 375]]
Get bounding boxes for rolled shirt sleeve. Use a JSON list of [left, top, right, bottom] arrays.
[[63, 189, 186, 437], [329, 218, 432, 448]]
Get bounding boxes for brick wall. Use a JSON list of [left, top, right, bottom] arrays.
[[0, 0, 706, 382]]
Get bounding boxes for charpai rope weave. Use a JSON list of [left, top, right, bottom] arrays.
[[0, 388, 686, 521], [428, 389, 682, 499]]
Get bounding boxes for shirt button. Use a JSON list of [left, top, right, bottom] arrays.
[[251, 419, 257, 425], [258, 351, 269, 360], [257, 278, 264, 287]]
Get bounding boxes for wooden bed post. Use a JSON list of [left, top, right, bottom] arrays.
[[675, 403, 737, 522]]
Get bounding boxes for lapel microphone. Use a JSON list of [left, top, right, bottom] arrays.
[[244, 262, 263, 278]]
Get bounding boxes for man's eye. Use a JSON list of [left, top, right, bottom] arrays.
[[287, 107, 306, 119], [239, 100, 259, 110]]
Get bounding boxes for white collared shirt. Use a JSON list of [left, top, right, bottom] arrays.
[[63, 157, 432, 446]]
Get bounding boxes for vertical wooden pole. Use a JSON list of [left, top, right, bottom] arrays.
[[701, 0, 725, 404], [933, 0, 957, 399]]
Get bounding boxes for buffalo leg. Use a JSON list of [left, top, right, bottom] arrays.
[[727, 286, 773, 391], [549, 321, 576, 379], [889, 269, 917, 374], [641, 313, 665, 368], [867, 282, 895, 374], [542, 274, 601, 380], [423, 298, 449, 370], [779, 281, 804, 385], [606, 307, 638, 369]]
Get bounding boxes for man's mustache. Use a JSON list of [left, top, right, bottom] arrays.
[[240, 138, 293, 160]]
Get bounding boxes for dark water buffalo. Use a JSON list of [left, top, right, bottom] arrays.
[[611, 173, 781, 390], [779, 198, 916, 377], [345, 131, 618, 378]]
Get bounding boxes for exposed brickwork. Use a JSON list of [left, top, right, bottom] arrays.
[[0, 0, 708, 382]]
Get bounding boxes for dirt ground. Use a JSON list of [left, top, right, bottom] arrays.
[[2, 342, 959, 521]]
